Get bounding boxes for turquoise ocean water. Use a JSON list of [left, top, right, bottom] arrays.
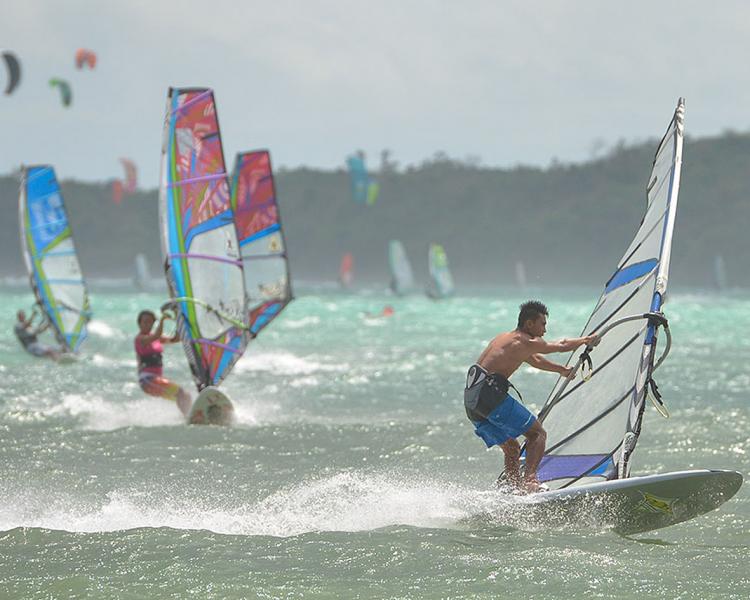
[[0, 284, 747, 599]]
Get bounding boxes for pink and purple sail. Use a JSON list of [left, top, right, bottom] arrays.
[[231, 150, 292, 336]]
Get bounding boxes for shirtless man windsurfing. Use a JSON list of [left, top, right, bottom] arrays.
[[135, 310, 191, 416], [464, 300, 598, 493], [14, 309, 61, 361]]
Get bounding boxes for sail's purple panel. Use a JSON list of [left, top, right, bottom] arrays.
[[537, 454, 614, 482]]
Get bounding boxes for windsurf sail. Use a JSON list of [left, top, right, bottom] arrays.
[[18, 166, 91, 352], [713, 254, 727, 291], [427, 243, 454, 298], [230, 150, 292, 337], [346, 153, 379, 205], [134, 253, 150, 291], [339, 253, 354, 288], [534, 98, 685, 490], [388, 240, 414, 295], [159, 87, 248, 391]]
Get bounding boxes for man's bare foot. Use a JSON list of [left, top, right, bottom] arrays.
[[522, 478, 546, 493]]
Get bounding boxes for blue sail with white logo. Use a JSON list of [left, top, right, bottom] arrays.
[[536, 99, 685, 490], [19, 166, 91, 352]]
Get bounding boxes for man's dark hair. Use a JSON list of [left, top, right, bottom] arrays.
[[137, 309, 156, 326], [517, 300, 548, 329]]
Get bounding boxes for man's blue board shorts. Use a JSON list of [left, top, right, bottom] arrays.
[[473, 393, 536, 447], [464, 364, 536, 447]]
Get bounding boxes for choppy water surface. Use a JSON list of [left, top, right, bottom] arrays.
[[1, 285, 747, 599]]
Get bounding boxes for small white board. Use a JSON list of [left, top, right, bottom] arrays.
[[523, 469, 742, 535], [187, 386, 235, 426], [57, 352, 78, 365]]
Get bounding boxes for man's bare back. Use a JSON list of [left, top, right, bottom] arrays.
[[477, 330, 540, 379]]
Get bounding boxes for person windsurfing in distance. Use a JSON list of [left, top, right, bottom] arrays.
[[464, 300, 599, 493], [135, 309, 191, 416], [14, 308, 62, 360]]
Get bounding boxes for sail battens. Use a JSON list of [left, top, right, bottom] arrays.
[[169, 173, 226, 187], [545, 387, 635, 455], [168, 253, 242, 267], [32, 250, 77, 259], [536, 99, 685, 489], [197, 338, 242, 353]]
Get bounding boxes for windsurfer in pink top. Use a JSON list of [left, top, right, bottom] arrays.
[[135, 310, 191, 416]]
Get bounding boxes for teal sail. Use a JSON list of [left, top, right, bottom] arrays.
[[427, 243, 454, 298]]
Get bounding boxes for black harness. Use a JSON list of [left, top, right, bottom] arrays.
[[464, 365, 522, 422], [138, 351, 163, 370]]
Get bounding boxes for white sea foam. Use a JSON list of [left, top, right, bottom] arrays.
[[43, 392, 183, 430], [0, 471, 539, 537], [234, 351, 347, 376], [87, 320, 126, 340], [281, 316, 321, 329]]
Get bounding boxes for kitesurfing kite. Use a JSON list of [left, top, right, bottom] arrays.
[[112, 158, 137, 204], [19, 166, 91, 355], [346, 153, 379, 205], [49, 78, 72, 107], [74, 48, 97, 70], [120, 158, 137, 193], [517, 99, 742, 534], [2, 50, 21, 95]]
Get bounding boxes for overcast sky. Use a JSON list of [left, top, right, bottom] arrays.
[[3, 1, 750, 187]]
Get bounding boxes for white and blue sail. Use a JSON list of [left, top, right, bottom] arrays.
[[18, 166, 91, 353], [388, 240, 414, 295], [535, 99, 685, 490]]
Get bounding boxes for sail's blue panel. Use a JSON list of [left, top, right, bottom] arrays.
[[604, 259, 658, 294]]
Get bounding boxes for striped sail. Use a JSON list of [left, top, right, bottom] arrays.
[[159, 87, 248, 390], [427, 243, 454, 298], [536, 99, 685, 490], [19, 166, 90, 352], [230, 150, 292, 337], [388, 240, 414, 295]]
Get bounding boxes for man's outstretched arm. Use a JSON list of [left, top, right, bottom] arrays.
[[526, 353, 571, 376], [527, 334, 599, 355]]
